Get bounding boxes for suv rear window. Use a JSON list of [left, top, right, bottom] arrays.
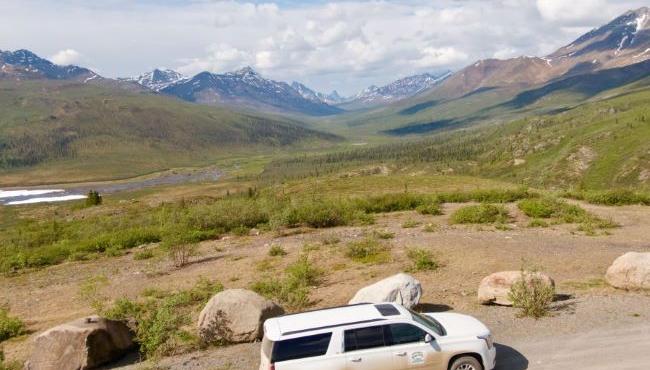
[[344, 326, 386, 352], [272, 332, 332, 362]]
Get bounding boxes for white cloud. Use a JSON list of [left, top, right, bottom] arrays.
[[49, 49, 81, 65], [414, 47, 468, 68], [1, 0, 648, 94]]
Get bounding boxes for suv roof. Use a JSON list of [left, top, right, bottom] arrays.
[[264, 303, 410, 341]]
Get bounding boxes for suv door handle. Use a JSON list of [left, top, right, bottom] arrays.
[[351, 358, 362, 362], [396, 352, 407, 357]]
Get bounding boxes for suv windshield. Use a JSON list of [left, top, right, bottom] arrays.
[[407, 309, 446, 336]]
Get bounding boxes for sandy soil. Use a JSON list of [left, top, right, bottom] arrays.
[[2, 202, 649, 369]]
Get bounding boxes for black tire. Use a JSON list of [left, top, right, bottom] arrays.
[[449, 356, 483, 370]]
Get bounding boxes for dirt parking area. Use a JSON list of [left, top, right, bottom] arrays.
[[2, 202, 650, 368]]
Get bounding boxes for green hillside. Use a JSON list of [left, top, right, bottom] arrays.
[[318, 61, 650, 140], [0, 80, 341, 185], [263, 87, 650, 190]]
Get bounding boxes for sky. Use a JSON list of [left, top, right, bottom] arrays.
[[0, 0, 647, 95]]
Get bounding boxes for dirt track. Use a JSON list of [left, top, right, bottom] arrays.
[[497, 322, 650, 370]]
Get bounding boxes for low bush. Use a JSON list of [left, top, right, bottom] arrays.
[[528, 219, 549, 228], [508, 270, 555, 319], [268, 245, 287, 256], [401, 219, 420, 228], [372, 230, 395, 239], [565, 189, 650, 206], [345, 238, 391, 264], [134, 249, 155, 260], [451, 204, 509, 224], [353, 193, 426, 213], [406, 248, 439, 272], [0, 308, 25, 342], [517, 198, 559, 218], [104, 278, 223, 358], [416, 202, 442, 215], [275, 198, 354, 228], [437, 188, 535, 203], [252, 256, 322, 310]]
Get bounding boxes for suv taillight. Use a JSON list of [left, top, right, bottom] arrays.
[[269, 364, 275, 370]]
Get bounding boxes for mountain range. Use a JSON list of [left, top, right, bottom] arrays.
[[0, 7, 649, 184]]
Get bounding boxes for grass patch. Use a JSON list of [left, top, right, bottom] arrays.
[[401, 219, 421, 228], [0, 308, 25, 343], [564, 189, 650, 206], [406, 248, 439, 272], [518, 198, 617, 233], [268, 245, 287, 257], [321, 235, 341, 245], [562, 277, 607, 290], [251, 256, 322, 311], [423, 223, 438, 232], [528, 219, 549, 228], [372, 230, 395, 239], [345, 238, 391, 264], [134, 249, 155, 260], [451, 204, 509, 224], [103, 277, 223, 358]]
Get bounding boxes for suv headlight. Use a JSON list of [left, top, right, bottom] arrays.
[[478, 334, 494, 349]]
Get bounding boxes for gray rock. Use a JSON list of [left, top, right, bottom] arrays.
[[478, 270, 555, 306], [606, 252, 650, 290], [348, 273, 422, 308], [25, 316, 134, 370], [197, 289, 284, 344]]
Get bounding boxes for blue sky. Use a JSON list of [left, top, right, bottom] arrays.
[[0, 0, 647, 94]]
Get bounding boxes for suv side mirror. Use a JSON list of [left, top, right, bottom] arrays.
[[424, 334, 434, 343]]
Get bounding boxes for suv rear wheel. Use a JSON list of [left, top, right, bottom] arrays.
[[450, 356, 483, 370]]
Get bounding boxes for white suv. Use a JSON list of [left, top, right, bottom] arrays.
[[259, 303, 496, 370]]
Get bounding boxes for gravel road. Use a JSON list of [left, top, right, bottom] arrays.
[[496, 323, 650, 370]]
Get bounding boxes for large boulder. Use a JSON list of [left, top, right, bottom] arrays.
[[25, 316, 134, 370], [606, 252, 650, 290], [348, 273, 422, 308], [478, 271, 555, 306], [197, 289, 284, 344]]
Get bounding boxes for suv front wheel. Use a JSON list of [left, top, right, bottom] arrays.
[[449, 356, 483, 370]]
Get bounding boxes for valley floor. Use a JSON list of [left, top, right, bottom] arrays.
[[3, 202, 650, 369]]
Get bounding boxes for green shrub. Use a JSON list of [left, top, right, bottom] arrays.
[[566, 189, 650, 206], [354, 193, 426, 213], [276, 198, 354, 228], [345, 238, 390, 264], [401, 219, 420, 228], [372, 230, 395, 239], [85, 190, 102, 207], [0, 308, 25, 342], [104, 278, 223, 357], [508, 270, 555, 319], [416, 202, 442, 215], [406, 248, 439, 272], [134, 249, 155, 260], [528, 219, 549, 228], [451, 204, 509, 224], [517, 198, 559, 218], [251, 256, 322, 310], [437, 188, 534, 203], [268, 245, 287, 256]]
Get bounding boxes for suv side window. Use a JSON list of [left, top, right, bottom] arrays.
[[272, 332, 332, 362], [387, 323, 427, 345], [344, 325, 387, 352]]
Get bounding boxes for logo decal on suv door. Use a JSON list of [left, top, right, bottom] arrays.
[[409, 351, 424, 365]]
